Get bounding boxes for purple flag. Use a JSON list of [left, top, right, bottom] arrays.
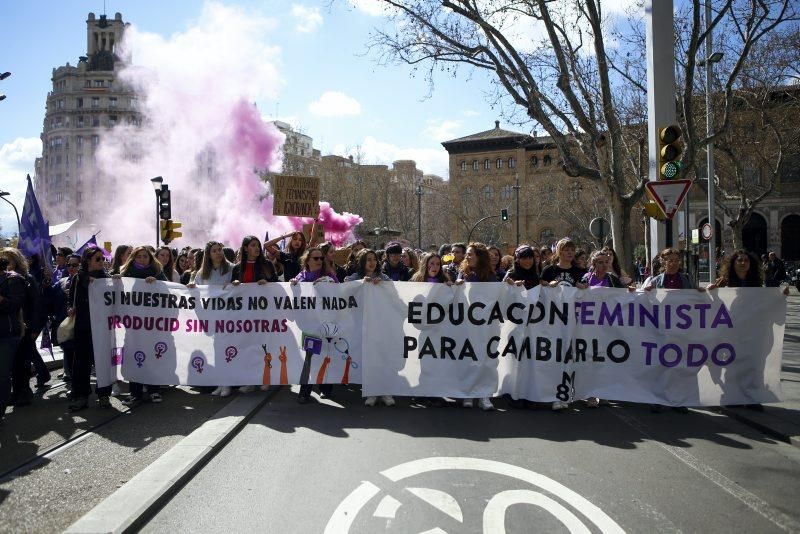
[[76, 235, 112, 261], [18, 175, 52, 270]]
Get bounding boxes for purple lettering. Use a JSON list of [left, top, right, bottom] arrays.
[[694, 303, 712, 328], [659, 343, 682, 367], [711, 304, 734, 329], [642, 341, 658, 365], [686, 344, 708, 367]]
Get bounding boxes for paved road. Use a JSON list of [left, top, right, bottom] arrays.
[[143, 386, 800, 533]]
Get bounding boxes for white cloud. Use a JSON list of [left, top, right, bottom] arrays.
[[423, 119, 463, 141], [463, 109, 481, 117], [308, 91, 362, 117], [334, 136, 449, 178], [291, 4, 323, 33], [0, 137, 41, 237], [348, 0, 387, 16]]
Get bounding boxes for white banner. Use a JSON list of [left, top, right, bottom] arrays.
[[90, 280, 786, 406], [91, 279, 363, 388], [362, 283, 785, 406]]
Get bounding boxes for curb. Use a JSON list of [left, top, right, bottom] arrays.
[[65, 386, 281, 534], [719, 407, 800, 449]]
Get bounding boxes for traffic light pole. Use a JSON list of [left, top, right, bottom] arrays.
[[467, 215, 498, 244], [646, 0, 678, 260], [514, 172, 521, 247], [154, 188, 161, 248], [705, 0, 717, 283]]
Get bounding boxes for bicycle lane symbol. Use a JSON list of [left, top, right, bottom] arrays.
[[324, 456, 625, 534]]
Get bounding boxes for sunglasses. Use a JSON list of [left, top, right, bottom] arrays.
[[67, 263, 80, 268]]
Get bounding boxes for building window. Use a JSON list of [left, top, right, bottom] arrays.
[[92, 116, 100, 127], [543, 154, 552, 166], [472, 160, 479, 171], [130, 98, 139, 109], [109, 115, 117, 126], [53, 137, 63, 150], [84, 80, 91, 88], [460, 161, 467, 171], [77, 154, 82, 167], [91, 135, 99, 147], [57, 99, 65, 109], [91, 97, 99, 108], [500, 185, 513, 200], [77, 98, 83, 108], [482, 185, 494, 200], [109, 97, 117, 108], [569, 181, 582, 201], [496, 158, 503, 169], [94, 80, 104, 88], [484, 159, 490, 170], [77, 116, 84, 128], [77, 136, 83, 149], [508, 157, 515, 169]]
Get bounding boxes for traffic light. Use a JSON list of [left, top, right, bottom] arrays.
[[158, 184, 171, 219], [500, 208, 509, 221], [658, 125, 682, 179], [160, 220, 183, 244]]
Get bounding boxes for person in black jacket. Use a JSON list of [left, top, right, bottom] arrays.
[[503, 245, 540, 289], [231, 236, 278, 285], [0, 249, 26, 422], [67, 248, 112, 411], [382, 242, 411, 282], [3, 248, 49, 407]]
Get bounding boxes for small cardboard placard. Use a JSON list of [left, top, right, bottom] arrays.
[[273, 175, 320, 217]]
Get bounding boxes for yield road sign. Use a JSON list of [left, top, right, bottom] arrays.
[[645, 179, 691, 220]]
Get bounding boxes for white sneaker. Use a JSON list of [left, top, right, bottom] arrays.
[[478, 397, 494, 411], [381, 395, 395, 407], [111, 382, 122, 397], [219, 386, 233, 397], [211, 386, 223, 396], [239, 385, 255, 393], [149, 392, 163, 404], [364, 396, 377, 407], [552, 401, 569, 411], [462, 399, 474, 408]]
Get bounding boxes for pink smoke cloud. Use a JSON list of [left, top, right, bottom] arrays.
[[90, 2, 361, 250]]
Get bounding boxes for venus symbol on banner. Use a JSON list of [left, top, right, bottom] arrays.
[[325, 457, 625, 533]]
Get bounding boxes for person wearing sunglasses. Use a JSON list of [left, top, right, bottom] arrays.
[[291, 246, 338, 403], [45, 254, 81, 385]]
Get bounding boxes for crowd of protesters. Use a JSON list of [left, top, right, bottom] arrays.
[[0, 230, 792, 424]]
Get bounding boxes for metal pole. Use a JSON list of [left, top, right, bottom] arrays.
[[705, 0, 717, 283], [0, 195, 21, 237], [468, 215, 499, 243], [514, 172, 521, 246], [155, 189, 160, 248], [416, 184, 422, 249]]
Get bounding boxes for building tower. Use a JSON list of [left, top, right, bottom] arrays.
[[34, 12, 141, 240]]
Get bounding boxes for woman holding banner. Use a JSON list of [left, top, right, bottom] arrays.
[[503, 245, 540, 289], [292, 247, 337, 403], [232, 236, 278, 286], [455, 243, 497, 411], [115, 247, 168, 407], [345, 249, 395, 407], [190, 242, 233, 287]]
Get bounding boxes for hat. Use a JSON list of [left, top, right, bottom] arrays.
[[514, 245, 534, 259], [386, 242, 403, 255]]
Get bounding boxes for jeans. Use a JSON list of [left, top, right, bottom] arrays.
[[0, 337, 21, 410]]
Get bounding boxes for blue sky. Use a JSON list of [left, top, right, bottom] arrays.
[[0, 0, 506, 236]]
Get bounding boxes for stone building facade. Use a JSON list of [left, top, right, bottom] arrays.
[[442, 121, 621, 250], [34, 13, 141, 237]]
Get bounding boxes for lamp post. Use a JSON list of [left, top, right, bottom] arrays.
[[150, 176, 163, 248], [513, 172, 521, 247], [700, 1, 723, 283], [415, 183, 423, 249], [0, 71, 10, 102], [0, 191, 21, 237]]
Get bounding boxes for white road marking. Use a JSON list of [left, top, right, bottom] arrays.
[[373, 495, 402, 519], [483, 490, 591, 534], [380, 456, 626, 534], [407, 487, 464, 522], [613, 409, 800, 532], [324, 481, 380, 534]]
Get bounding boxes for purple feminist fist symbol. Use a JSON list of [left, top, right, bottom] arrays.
[[154, 342, 167, 359], [134, 351, 146, 368], [225, 346, 238, 363], [191, 356, 205, 373]]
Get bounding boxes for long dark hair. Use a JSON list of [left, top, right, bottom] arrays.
[[411, 253, 449, 283], [237, 235, 275, 279], [110, 244, 132, 274], [199, 241, 231, 280], [156, 246, 176, 280], [460, 242, 493, 281], [120, 246, 162, 276], [286, 231, 307, 258], [720, 249, 763, 286], [355, 249, 381, 278]]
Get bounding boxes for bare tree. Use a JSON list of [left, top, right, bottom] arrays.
[[366, 0, 797, 271]]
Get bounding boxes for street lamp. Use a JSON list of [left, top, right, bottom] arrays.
[[702, 0, 724, 283], [0, 190, 21, 237], [0, 71, 10, 102], [151, 176, 163, 247]]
